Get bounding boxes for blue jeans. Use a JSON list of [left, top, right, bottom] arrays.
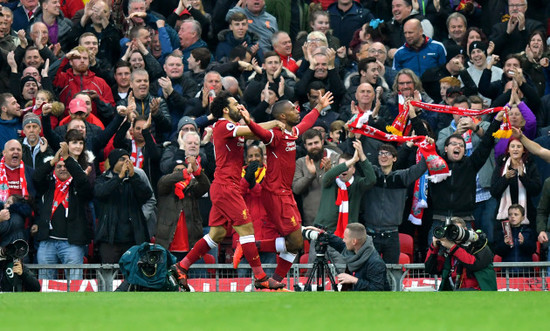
[[37, 239, 85, 280]]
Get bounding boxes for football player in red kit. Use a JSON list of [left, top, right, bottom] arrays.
[[171, 91, 285, 291], [234, 91, 334, 283]]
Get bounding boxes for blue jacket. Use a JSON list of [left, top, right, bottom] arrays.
[[215, 29, 263, 62], [392, 36, 446, 77], [0, 118, 22, 149], [327, 2, 374, 47]]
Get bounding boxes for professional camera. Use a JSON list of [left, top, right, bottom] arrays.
[[302, 225, 330, 255], [0, 239, 29, 261], [137, 246, 165, 277], [433, 224, 481, 244]]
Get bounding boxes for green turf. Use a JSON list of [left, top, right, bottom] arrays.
[[1, 292, 548, 330]]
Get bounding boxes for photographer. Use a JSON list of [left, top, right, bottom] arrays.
[[0, 240, 40, 292], [303, 224, 390, 291], [425, 217, 497, 291]]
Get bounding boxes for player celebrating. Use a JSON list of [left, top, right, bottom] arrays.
[[171, 91, 285, 291], [234, 91, 334, 283]]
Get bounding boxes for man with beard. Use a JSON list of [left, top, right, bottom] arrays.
[[52, 46, 115, 114], [233, 92, 334, 284], [19, 113, 53, 169], [170, 91, 285, 291], [18, 76, 39, 108], [0, 94, 23, 148], [293, 128, 341, 227]]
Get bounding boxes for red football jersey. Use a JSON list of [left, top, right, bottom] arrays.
[[212, 119, 246, 184]]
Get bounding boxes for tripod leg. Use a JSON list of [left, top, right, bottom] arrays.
[[304, 260, 320, 291]]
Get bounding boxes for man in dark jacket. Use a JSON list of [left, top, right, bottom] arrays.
[[155, 141, 210, 261], [305, 223, 390, 291], [33, 142, 93, 280], [429, 112, 504, 243], [95, 149, 153, 263]]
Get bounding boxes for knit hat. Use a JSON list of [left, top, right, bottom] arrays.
[[20, 76, 38, 90], [469, 41, 488, 57], [446, 86, 463, 97], [22, 113, 41, 128], [177, 116, 197, 132], [446, 44, 464, 63], [108, 148, 130, 169]]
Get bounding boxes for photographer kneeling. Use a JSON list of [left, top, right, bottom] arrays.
[[303, 224, 390, 291], [425, 217, 497, 291]]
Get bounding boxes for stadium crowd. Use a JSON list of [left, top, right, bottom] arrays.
[[1, 0, 550, 291]]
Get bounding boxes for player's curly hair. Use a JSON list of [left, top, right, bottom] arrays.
[[210, 90, 233, 119]]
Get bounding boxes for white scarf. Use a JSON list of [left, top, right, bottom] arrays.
[[497, 157, 529, 224]]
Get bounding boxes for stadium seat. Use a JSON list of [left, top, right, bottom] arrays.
[[203, 254, 216, 276], [399, 253, 410, 264], [399, 233, 414, 262]]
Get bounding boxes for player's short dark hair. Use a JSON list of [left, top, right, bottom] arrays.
[[210, 90, 233, 119], [378, 144, 397, 157], [302, 128, 323, 142], [190, 48, 211, 69], [271, 100, 293, 120], [358, 57, 377, 73]]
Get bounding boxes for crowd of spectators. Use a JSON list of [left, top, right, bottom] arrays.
[[1, 0, 550, 287]]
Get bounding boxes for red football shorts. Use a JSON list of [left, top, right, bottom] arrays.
[[209, 182, 251, 231], [261, 191, 302, 236]]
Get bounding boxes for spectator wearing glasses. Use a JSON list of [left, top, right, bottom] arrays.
[[360, 143, 427, 264], [489, 0, 544, 59], [428, 109, 505, 245]]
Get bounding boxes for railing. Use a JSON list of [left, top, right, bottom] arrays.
[[24, 262, 550, 292]]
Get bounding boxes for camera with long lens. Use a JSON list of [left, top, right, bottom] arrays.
[[137, 246, 165, 277], [433, 224, 480, 244], [302, 225, 330, 255], [0, 239, 29, 261]]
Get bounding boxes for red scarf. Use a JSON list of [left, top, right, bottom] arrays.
[[410, 101, 512, 139], [335, 177, 353, 238], [174, 169, 193, 199], [130, 140, 144, 168], [409, 149, 429, 225], [348, 120, 451, 182], [386, 94, 412, 136], [0, 157, 29, 202], [51, 172, 72, 219]]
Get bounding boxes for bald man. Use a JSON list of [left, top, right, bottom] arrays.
[[392, 18, 446, 77]]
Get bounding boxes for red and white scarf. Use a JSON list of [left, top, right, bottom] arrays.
[[0, 157, 28, 202], [348, 120, 451, 182], [409, 149, 429, 225], [51, 172, 72, 219], [335, 177, 353, 238], [410, 101, 512, 139], [386, 94, 412, 136], [130, 140, 144, 168]]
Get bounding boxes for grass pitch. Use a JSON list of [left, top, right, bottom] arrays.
[[1, 292, 548, 330]]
